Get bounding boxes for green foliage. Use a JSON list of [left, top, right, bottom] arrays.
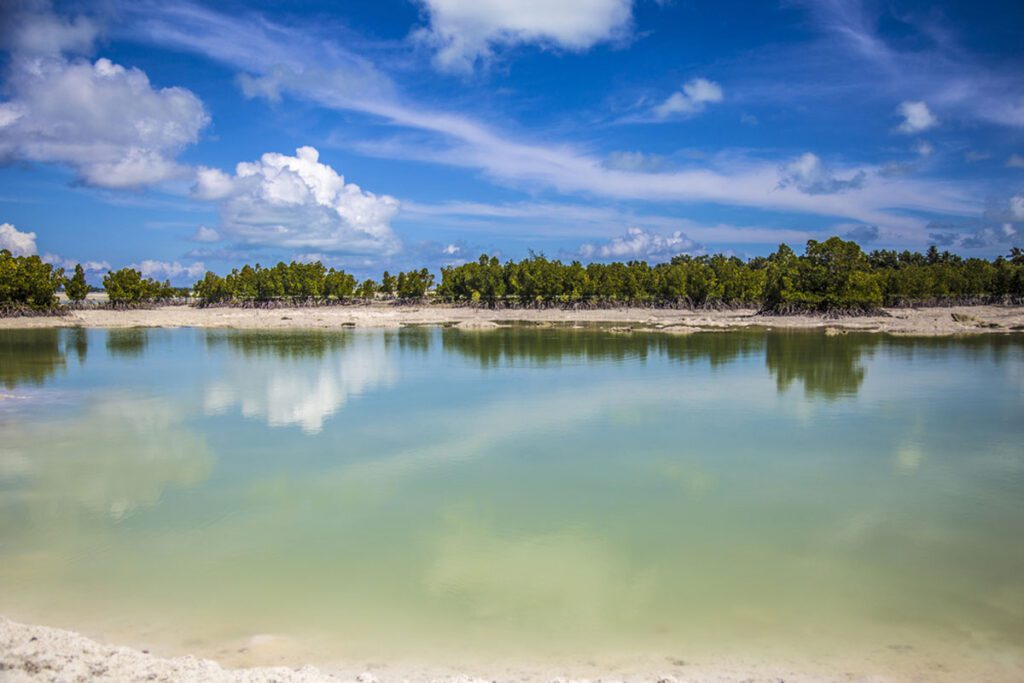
[[102, 268, 176, 304], [396, 268, 435, 298], [354, 278, 378, 298], [188, 260, 444, 304], [0, 249, 64, 310], [192, 261, 361, 303], [174, 240, 1024, 313], [64, 264, 90, 302], [380, 271, 397, 296]]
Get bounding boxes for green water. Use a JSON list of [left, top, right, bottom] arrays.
[[1, 327, 1023, 672]]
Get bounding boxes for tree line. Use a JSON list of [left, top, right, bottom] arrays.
[[2, 236, 1024, 315], [437, 238, 1024, 313], [192, 263, 435, 304], [0, 250, 185, 313]]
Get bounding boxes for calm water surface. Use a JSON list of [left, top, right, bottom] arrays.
[[1, 327, 1022, 671]]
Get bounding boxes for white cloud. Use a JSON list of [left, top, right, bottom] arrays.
[[0, 55, 209, 188], [778, 153, 866, 195], [1, 5, 99, 57], [915, 140, 934, 158], [0, 223, 38, 256], [443, 243, 461, 255], [123, 2, 981, 243], [579, 227, 697, 261], [1010, 195, 1024, 220], [804, 3, 1024, 130], [193, 225, 220, 242], [42, 253, 111, 272], [193, 146, 400, 255], [1006, 154, 1024, 169], [413, 0, 633, 72], [652, 78, 723, 119], [204, 332, 397, 433], [133, 260, 206, 281], [896, 100, 938, 134], [960, 223, 1018, 249], [191, 167, 234, 200], [193, 146, 401, 253]]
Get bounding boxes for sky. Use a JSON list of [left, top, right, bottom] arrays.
[[0, 0, 1023, 283]]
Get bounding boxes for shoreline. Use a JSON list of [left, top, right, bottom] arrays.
[[1, 303, 1024, 336], [3, 616, 1022, 683]]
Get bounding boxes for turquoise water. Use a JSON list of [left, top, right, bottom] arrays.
[[1, 327, 1023, 673]]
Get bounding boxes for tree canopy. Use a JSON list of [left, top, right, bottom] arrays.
[[102, 268, 177, 305], [433, 238, 1023, 313], [0, 249, 64, 312], [2, 237, 1024, 315]]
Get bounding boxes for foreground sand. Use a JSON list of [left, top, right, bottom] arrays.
[[3, 617, 1023, 683], [2, 303, 1024, 335]]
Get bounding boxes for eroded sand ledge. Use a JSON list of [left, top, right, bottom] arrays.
[[1, 304, 1023, 335]]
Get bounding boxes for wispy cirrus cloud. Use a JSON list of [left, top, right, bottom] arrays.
[[798, 0, 1024, 129], [399, 199, 816, 248], [114, 0, 981, 245]]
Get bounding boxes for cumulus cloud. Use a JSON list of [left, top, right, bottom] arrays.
[[192, 225, 220, 242], [0, 54, 209, 188], [191, 167, 234, 200], [443, 243, 461, 255], [652, 78, 723, 119], [925, 194, 1024, 249], [961, 223, 1018, 249], [1006, 154, 1024, 169], [778, 153, 866, 195], [0, 223, 38, 256], [1011, 194, 1024, 220], [193, 146, 400, 255], [117, 0, 982, 236], [42, 253, 110, 272], [915, 140, 934, 158], [414, 0, 633, 72], [133, 260, 206, 281], [896, 101, 938, 134], [579, 227, 697, 261]]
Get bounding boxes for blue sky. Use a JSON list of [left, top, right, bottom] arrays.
[[1, 0, 1023, 282]]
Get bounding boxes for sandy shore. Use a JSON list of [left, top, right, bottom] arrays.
[[2, 304, 1023, 335], [3, 617, 1023, 683]]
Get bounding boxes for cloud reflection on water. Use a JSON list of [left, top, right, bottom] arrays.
[[203, 331, 398, 433]]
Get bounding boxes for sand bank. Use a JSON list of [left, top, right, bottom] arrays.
[[1, 304, 1023, 335], [3, 617, 1023, 683]]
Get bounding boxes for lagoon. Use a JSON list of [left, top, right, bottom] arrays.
[[1, 327, 1022, 679]]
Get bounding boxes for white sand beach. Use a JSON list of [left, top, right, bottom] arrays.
[[4, 617, 1023, 683], [2, 303, 1023, 335]]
